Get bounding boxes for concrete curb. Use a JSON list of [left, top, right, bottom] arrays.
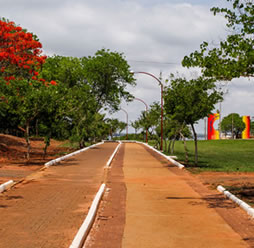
[[104, 141, 122, 168], [0, 180, 14, 193], [217, 185, 254, 218], [135, 141, 185, 169], [69, 183, 106, 248], [44, 141, 104, 167]]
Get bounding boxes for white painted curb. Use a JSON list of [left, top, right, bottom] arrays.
[[135, 141, 185, 169], [45, 141, 104, 167], [0, 180, 14, 193], [217, 185, 254, 218], [105, 141, 122, 168], [69, 183, 106, 248]]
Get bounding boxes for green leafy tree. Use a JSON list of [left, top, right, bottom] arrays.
[[164, 75, 223, 165], [131, 120, 141, 140], [136, 102, 161, 145], [0, 79, 60, 160], [251, 121, 254, 136], [82, 49, 136, 110], [106, 118, 120, 139], [41, 56, 84, 88], [221, 113, 245, 138], [163, 117, 191, 161], [182, 0, 254, 80]]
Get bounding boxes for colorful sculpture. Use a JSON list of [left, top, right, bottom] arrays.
[[208, 113, 220, 140], [242, 116, 250, 139]]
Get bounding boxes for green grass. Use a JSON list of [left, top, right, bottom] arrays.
[[162, 139, 254, 172], [59, 141, 80, 149]]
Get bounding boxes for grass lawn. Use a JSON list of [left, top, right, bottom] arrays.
[[163, 139, 254, 172]]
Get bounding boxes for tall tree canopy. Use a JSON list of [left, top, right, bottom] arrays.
[[82, 49, 136, 110], [182, 0, 254, 80]]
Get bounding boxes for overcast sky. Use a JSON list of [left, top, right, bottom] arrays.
[[1, 0, 254, 134]]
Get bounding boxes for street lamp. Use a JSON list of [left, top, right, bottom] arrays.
[[120, 108, 128, 140], [132, 71, 164, 151], [134, 97, 148, 143]]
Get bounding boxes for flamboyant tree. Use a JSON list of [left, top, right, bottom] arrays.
[[0, 18, 47, 82], [0, 19, 58, 160]]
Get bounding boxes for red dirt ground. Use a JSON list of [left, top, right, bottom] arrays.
[[0, 134, 75, 184]]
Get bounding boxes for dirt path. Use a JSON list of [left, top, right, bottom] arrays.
[[0, 142, 117, 248], [87, 142, 254, 248]]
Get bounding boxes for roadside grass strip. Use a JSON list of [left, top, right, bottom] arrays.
[[69, 141, 121, 248], [44, 141, 104, 167], [104, 141, 121, 168], [69, 183, 106, 248], [0, 180, 14, 193], [217, 185, 254, 218], [135, 141, 185, 169]]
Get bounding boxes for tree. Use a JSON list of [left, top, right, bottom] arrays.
[[221, 113, 245, 138], [0, 78, 60, 160], [182, 0, 254, 80], [136, 102, 161, 145], [81, 49, 136, 110], [163, 117, 191, 161], [41, 53, 136, 144], [41, 55, 84, 88], [0, 18, 47, 82], [251, 121, 254, 136], [164, 75, 223, 165], [131, 120, 140, 140]]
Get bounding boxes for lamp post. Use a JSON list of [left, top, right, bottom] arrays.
[[120, 108, 128, 140], [134, 97, 148, 143], [132, 71, 164, 151]]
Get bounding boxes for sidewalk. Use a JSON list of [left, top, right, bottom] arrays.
[[0, 142, 117, 248], [122, 143, 247, 248]]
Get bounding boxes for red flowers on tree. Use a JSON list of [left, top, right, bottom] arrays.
[[0, 19, 47, 83]]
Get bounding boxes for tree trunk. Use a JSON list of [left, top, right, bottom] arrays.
[[35, 119, 39, 137], [171, 135, 177, 154], [43, 135, 51, 159], [164, 138, 167, 152], [191, 123, 198, 166], [79, 138, 85, 149], [180, 131, 188, 163], [168, 139, 172, 154], [110, 128, 113, 140], [25, 122, 30, 161]]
